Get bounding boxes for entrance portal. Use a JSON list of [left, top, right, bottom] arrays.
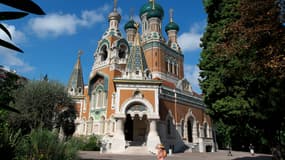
[[124, 103, 149, 146], [124, 114, 149, 146], [124, 114, 133, 141]]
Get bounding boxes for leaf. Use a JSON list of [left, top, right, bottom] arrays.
[[0, 0, 45, 15], [0, 23, 11, 39], [0, 11, 29, 20], [0, 104, 20, 113], [0, 39, 23, 53]]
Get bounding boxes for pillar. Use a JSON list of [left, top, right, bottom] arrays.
[[110, 118, 126, 153], [147, 119, 161, 154]]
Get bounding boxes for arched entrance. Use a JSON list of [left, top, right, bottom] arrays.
[[124, 114, 133, 141], [124, 103, 149, 146], [187, 117, 194, 142]]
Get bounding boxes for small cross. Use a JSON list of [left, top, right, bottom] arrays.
[[114, 0, 118, 11], [152, 0, 155, 10], [169, 8, 174, 22], [78, 50, 83, 58]]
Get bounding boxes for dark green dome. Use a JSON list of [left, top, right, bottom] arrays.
[[124, 19, 136, 30], [139, 1, 164, 18], [147, 9, 163, 19], [165, 21, 179, 32]]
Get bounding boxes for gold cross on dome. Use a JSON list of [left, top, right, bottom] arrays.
[[114, 0, 118, 11], [78, 50, 83, 58], [152, 0, 155, 10], [169, 8, 174, 22]]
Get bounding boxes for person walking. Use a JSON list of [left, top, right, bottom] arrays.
[[156, 144, 167, 160], [249, 144, 255, 156]]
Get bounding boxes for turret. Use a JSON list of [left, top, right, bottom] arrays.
[[124, 16, 137, 44], [140, 0, 164, 43], [165, 9, 181, 52], [108, 0, 121, 29]]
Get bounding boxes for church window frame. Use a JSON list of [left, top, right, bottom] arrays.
[[118, 44, 127, 59], [100, 45, 108, 61], [91, 85, 107, 110]]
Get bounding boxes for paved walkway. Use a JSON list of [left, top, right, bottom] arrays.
[[79, 150, 272, 160]]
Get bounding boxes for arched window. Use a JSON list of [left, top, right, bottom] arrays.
[[92, 85, 107, 109], [204, 123, 208, 138], [197, 123, 200, 138], [187, 117, 194, 142], [119, 44, 127, 58], [181, 120, 184, 138], [101, 45, 108, 61], [100, 116, 105, 134]]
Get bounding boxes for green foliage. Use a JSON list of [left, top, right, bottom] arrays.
[[0, 0, 45, 53], [200, 0, 285, 153], [15, 129, 79, 160], [78, 135, 101, 151], [8, 80, 76, 135], [0, 71, 23, 113], [0, 126, 22, 160]]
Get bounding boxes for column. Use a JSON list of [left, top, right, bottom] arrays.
[[147, 119, 161, 154], [111, 118, 126, 153]]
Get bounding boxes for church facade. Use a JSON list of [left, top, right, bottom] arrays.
[[67, 0, 215, 154]]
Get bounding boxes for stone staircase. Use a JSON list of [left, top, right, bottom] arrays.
[[124, 146, 152, 155]]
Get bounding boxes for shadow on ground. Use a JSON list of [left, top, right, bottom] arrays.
[[233, 155, 272, 160]]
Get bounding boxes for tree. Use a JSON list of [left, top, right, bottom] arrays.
[[200, 0, 243, 149], [0, 0, 45, 53], [200, 0, 285, 153], [8, 80, 77, 136], [0, 70, 24, 114]]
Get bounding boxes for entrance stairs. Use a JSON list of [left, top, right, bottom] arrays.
[[124, 146, 151, 155], [123, 141, 153, 155]]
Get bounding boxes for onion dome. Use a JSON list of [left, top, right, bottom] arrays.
[[124, 19, 136, 31], [108, 10, 121, 22], [139, 1, 164, 18], [146, 8, 163, 19], [165, 21, 179, 32]]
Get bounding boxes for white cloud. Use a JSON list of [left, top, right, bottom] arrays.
[[184, 64, 201, 93], [0, 23, 26, 44], [29, 8, 106, 38], [0, 49, 34, 73], [178, 22, 205, 52], [0, 24, 33, 73]]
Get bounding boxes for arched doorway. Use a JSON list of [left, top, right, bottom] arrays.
[[124, 114, 133, 141], [187, 117, 194, 142], [124, 103, 149, 146]]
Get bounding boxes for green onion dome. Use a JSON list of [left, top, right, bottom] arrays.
[[139, 1, 164, 18], [146, 8, 163, 19], [165, 21, 179, 32], [124, 19, 136, 31]]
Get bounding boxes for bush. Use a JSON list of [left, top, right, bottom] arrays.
[[82, 135, 101, 151], [15, 129, 79, 160], [71, 135, 101, 151], [0, 126, 22, 160]]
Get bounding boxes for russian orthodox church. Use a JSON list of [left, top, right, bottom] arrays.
[[67, 0, 215, 154]]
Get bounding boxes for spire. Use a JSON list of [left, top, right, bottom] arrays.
[[125, 23, 148, 79], [152, 0, 155, 10], [67, 50, 84, 95]]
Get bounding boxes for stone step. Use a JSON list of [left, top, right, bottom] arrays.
[[123, 146, 152, 155]]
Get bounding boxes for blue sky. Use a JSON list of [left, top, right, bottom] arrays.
[[0, 0, 206, 93]]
